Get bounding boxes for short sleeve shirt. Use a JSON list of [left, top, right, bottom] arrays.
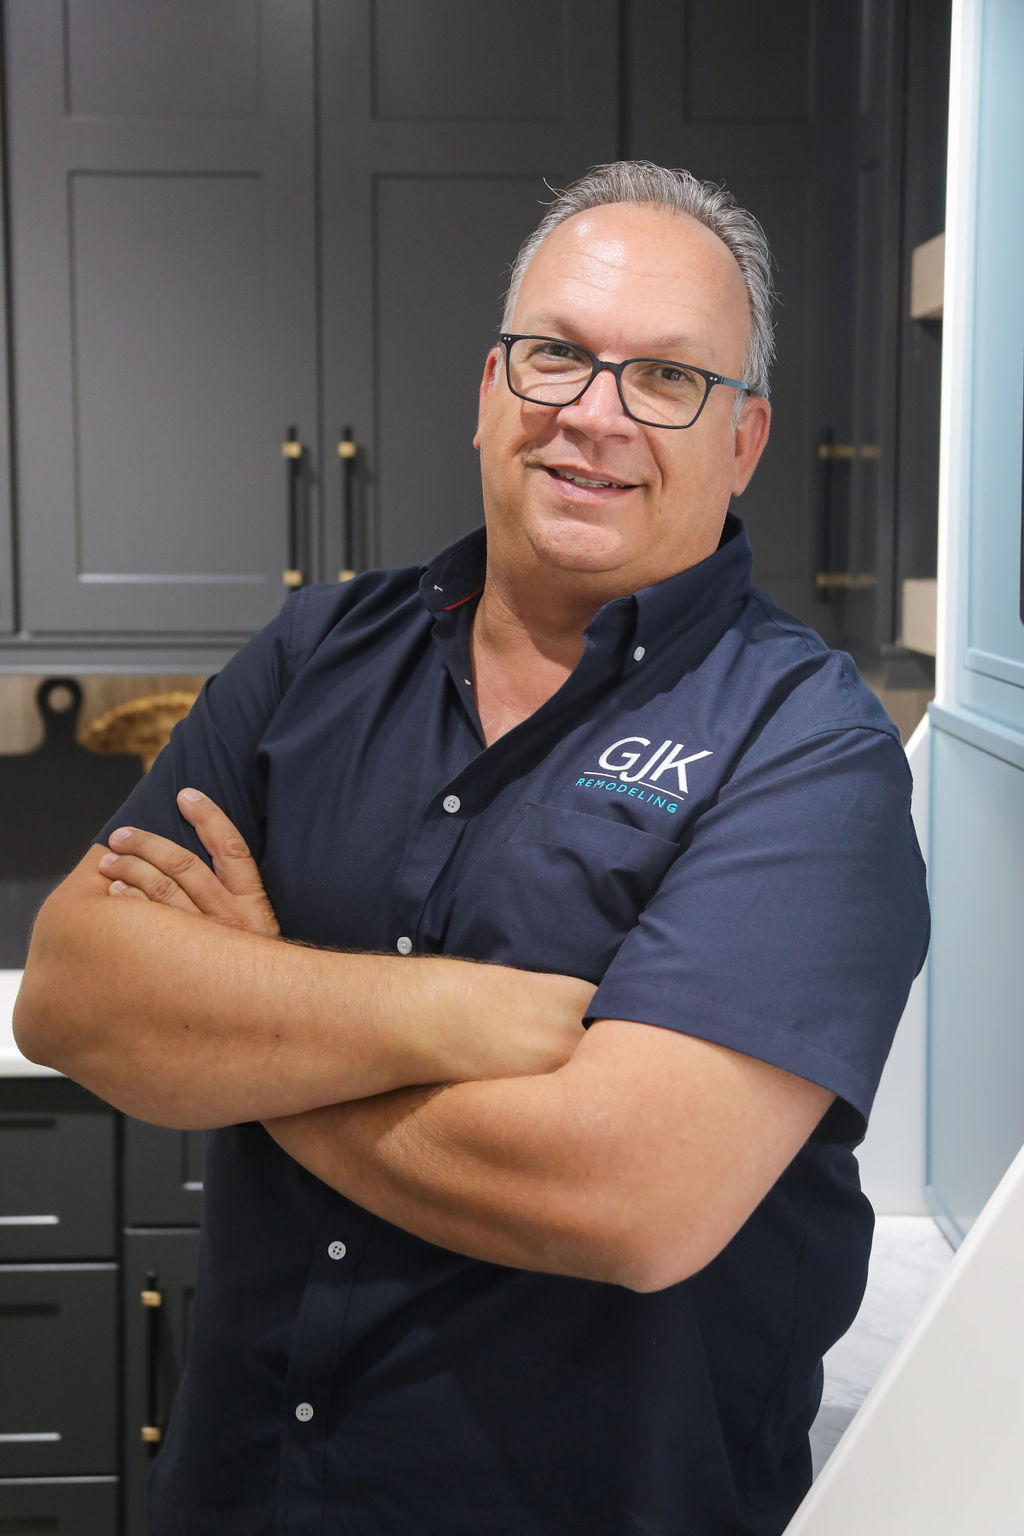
[[98, 516, 929, 1536]]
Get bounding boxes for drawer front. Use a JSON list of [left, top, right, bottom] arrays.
[[0, 1081, 115, 1260], [123, 1119, 204, 1226], [0, 1265, 117, 1477], [0, 1476, 119, 1533]]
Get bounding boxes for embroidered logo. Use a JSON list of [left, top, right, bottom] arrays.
[[574, 736, 713, 814]]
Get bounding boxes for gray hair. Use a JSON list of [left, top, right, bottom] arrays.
[[501, 161, 777, 404]]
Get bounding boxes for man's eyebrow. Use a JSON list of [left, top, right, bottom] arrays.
[[516, 320, 702, 357]]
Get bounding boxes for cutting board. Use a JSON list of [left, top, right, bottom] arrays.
[[0, 678, 143, 966]]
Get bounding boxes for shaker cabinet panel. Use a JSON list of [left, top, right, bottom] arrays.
[[4, 0, 318, 640], [0, 1264, 118, 1478], [0, 1081, 115, 1262]]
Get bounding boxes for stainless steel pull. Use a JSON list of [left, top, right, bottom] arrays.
[[0, 1214, 59, 1225], [282, 426, 304, 588], [338, 425, 358, 581]]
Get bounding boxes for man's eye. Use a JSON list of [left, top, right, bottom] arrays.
[[656, 364, 695, 385]]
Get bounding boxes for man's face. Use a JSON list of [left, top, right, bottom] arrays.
[[474, 203, 770, 599]]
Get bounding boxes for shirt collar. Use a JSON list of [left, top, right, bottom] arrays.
[[419, 513, 753, 667]]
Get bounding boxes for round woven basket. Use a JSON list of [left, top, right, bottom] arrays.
[[78, 690, 199, 772]]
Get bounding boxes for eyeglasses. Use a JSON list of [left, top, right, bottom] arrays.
[[500, 333, 754, 429]]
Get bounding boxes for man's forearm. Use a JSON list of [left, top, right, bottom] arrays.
[[13, 852, 588, 1129], [264, 1071, 630, 1284], [264, 1019, 836, 1293]]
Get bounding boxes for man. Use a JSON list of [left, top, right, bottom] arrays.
[[15, 162, 929, 1534]]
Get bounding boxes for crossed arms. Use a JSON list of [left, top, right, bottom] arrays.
[[14, 789, 834, 1292]]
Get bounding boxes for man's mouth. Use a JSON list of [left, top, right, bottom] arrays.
[[546, 467, 638, 491]]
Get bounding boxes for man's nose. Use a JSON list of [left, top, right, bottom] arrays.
[[559, 363, 632, 429]]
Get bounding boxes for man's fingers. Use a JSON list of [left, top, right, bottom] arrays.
[[98, 849, 202, 914], [103, 825, 228, 915], [176, 789, 264, 897]]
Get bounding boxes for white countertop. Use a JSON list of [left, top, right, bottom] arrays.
[[1, 970, 59, 1076]]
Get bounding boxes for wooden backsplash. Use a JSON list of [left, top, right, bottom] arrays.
[[0, 675, 207, 755]]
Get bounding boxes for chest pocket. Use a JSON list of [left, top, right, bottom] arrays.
[[442, 802, 681, 980]]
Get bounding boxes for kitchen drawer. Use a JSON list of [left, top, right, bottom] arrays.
[[123, 1118, 204, 1226], [0, 1264, 117, 1477], [0, 1475, 119, 1532], [0, 1080, 115, 1260]]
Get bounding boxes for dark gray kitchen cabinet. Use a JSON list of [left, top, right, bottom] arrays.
[[0, 1263, 118, 1479], [0, 0, 619, 670], [122, 1119, 204, 1229], [0, 1077, 116, 1261], [121, 1120, 204, 1534], [0, 1080, 120, 1519], [0, 1476, 120, 1533], [2, 0, 319, 659], [122, 1228, 200, 1536], [0, 1077, 204, 1533]]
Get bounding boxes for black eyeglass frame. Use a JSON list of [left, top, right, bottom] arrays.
[[499, 333, 755, 429]]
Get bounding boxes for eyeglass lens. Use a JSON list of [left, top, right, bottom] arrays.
[[506, 337, 709, 427]]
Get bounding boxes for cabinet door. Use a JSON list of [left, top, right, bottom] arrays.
[[5, 0, 318, 645], [318, 0, 621, 572], [0, 1080, 115, 1262], [0, 1264, 117, 1477], [123, 1119, 204, 1227], [121, 1229, 200, 1536]]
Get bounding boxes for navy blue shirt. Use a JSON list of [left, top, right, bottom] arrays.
[[100, 516, 928, 1535]]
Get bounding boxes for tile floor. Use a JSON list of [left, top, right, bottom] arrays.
[[809, 1215, 955, 1476]]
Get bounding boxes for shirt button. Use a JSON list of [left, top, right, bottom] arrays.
[[442, 794, 461, 814], [295, 1402, 314, 1422], [633, 645, 646, 662], [327, 1240, 347, 1261], [396, 936, 413, 955]]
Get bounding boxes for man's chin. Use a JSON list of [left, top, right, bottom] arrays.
[[527, 521, 637, 578]]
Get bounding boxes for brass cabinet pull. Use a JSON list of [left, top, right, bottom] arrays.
[[282, 426, 305, 587], [338, 425, 358, 581], [816, 432, 880, 598], [142, 1269, 163, 1456]]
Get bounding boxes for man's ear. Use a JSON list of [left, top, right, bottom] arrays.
[[473, 348, 502, 450], [731, 395, 771, 497]]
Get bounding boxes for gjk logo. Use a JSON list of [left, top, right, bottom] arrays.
[[595, 737, 713, 795]]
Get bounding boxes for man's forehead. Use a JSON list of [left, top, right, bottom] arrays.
[[511, 202, 749, 354], [515, 203, 746, 313]]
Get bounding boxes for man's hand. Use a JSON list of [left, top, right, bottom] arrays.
[[97, 787, 280, 938], [74, 789, 593, 1107]]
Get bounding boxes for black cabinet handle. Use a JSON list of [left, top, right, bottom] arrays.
[[338, 425, 358, 581], [282, 426, 304, 588], [141, 1269, 163, 1453]]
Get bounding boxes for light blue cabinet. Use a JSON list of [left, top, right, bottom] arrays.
[[925, 0, 1024, 1243]]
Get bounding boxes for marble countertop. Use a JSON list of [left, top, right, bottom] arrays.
[[0, 969, 58, 1076]]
